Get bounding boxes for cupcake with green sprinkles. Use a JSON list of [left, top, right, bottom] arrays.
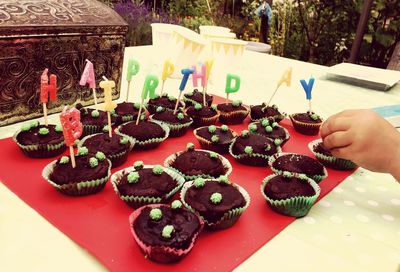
[[185, 103, 220, 128], [114, 101, 142, 125], [42, 147, 112, 195], [149, 106, 193, 137], [261, 173, 321, 217], [79, 127, 135, 168], [248, 119, 290, 146], [308, 139, 357, 170], [250, 103, 287, 123], [129, 202, 203, 263], [164, 142, 232, 180], [180, 176, 250, 229], [75, 103, 115, 137], [289, 111, 323, 136], [183, 89, 213, 107], [217, 100, 249, 125], [110, 162, 185, 208], [13, 120, 66, 158], [193, 125, 237, 154], [229, 130, 282, 166], [146, 93, 185, 114]]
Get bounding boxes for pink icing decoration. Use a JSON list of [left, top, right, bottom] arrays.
[[79, 60, 96, 89], [60, 106, 83, 146], [192, 64, 206, 88]]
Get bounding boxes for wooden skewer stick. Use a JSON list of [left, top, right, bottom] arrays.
[[173, 92, 182, 115], [135, 98, 144, 125], [43, 103, 48, 126], [69, 146, 76, 168]]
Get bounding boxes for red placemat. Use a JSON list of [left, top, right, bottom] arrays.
[[0, 99, 355, 272]]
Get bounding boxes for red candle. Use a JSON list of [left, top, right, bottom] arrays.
[[60, 107, 83, 146]]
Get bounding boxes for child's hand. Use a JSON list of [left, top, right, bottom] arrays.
[[320, 109, 400, 180]]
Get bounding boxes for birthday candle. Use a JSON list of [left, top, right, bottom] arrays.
[[80, 60, 96, 89], [141, 75, 159, 100], [60, 107, 83, 146], [205, 59, 214, 81], [277, 67, 292, 87], [127, 59, 140, 81], [180, 68, 194, 91], [225, 73, 241, 94], [40, 69, 49, 103], [161, 60, 174, 81], [192, 64, 206, 88], [49, 74, 57, 102], [300, 77, 315, 100], [100, 79, 117, 112]]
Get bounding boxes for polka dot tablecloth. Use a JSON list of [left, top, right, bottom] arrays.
[[236, 168, 400, 272]]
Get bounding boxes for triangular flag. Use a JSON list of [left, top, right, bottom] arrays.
[[214, 43, 221, 53], [223, 44, 230, 54], [183, 39, 190, 49], [233, 45, 240, 55], [277, 67, 292, 87], [192, 43, 199, 53]]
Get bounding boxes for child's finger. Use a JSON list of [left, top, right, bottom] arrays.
[[323, 131, 352, 150], [330, 146, 351, 160], [320, 117, 351, 139]]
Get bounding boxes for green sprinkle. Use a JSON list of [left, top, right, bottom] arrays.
[[177, 113, 184, 120], [218, 176, 229, 184], [133, 161, 144, 170], [38, 127, 49, 135], [140, 113, 146, 121], [171, 200, 182, 209], [241, 130, 249, 137], [232, 100, 242, 107], [311, 113, 319, 121], [283, 171, 293, 178], [102, 125, 110, 133], [111, 109, 116, 115], [211, 135, 219, 143], [168, 95, 176, 101], [194, 177, 205, 188], [186, 142, 195, 150], [186, 92, 193, 97], [211, 104, 217, 111], [59, 156, 70, 164], [91, 110, 100, 118], [95, 151, 106, 161], [261, 119, 269, 127], [119, 137, 129, 145], [248, 123, 257, 132], [274, 138, 283, 146], [210, 192, 222, 204], [74, 139, 80, 146], [30, 120, 39, 128], [134, 103, 141, 109], [89, 157, 98, 168], [162, 225, 174, 239], [272, 122, 278, 128], [153, 94, 160, 99], [127, 171, 140, 183], [152, 165, 164, 175], [220, 125, 229, 132], [208, 125, 217, 133], [150, 208, 162, 221], [21, 123, 31, 132], [244, 146, 253, 154], [209, 152, 218, 159], [194, 103, 202, 110], [265, 144, 271, 151], [298, 174, 308, 180], [55, 124, 63, 132], [265, 126, 273, 133], [156, 106, 164, 113], [77, 146, 88, 156]]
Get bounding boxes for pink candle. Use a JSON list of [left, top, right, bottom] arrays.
[[60, 106, 83, 146]]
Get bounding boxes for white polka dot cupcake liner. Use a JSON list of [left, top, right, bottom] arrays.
[[308, 139, 357, 170], [260, 173, 321, 217]]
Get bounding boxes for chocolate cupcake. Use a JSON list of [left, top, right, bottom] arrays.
[[308, 139, 357, 170], [150, 107, 193, 137], [217, 100, 249, 124], [79, 131, 134, 168], [76, 103, 113, 137], [129, 202, 203, 263], [115, 120, 169, 149], [229, 130, 282, 166], [164, 143, 232, 180], [146, 93, 185, 114], [269, 152, 328, 183], [248, 119, 290, 146], [261, 173, 320, 217], [193, 125, 236, 154], [114, 101, 141, 125], [181, 176, 250, 229], [13, 121, 66, 158], [289, 111, 323, 135], [111, 162, 185, 208], [185, 103, 220, 128], [250, 104, 286, 123], [183, 89, 213, 107], [42, 147, 111, 195]]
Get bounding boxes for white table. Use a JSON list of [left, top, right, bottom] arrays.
[[1, 46, 400, 272]]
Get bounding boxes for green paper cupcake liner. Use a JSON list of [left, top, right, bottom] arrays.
[[260, 173, 321, 217], [180, 179, 250, 229], [289, 114, 322, 136], [111, 165, 185, 208], [183, 96, 213, 108], [149, 115, 193, 137], [218, 106, 250, 125], [248, 121, 291, 146], [188, 112, 220, 128], [164, 149, 232, 181], [268, 152, 328, 183], [308, 139, 357, 170], [79, 133, 135, 168], [42, 159, 112, 196], [193, 126, 237, 154], [228, 138, 282, 167], [115, 121, 170, 150], [13, 129, 66, 158], [82, 124, 104, 137]]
